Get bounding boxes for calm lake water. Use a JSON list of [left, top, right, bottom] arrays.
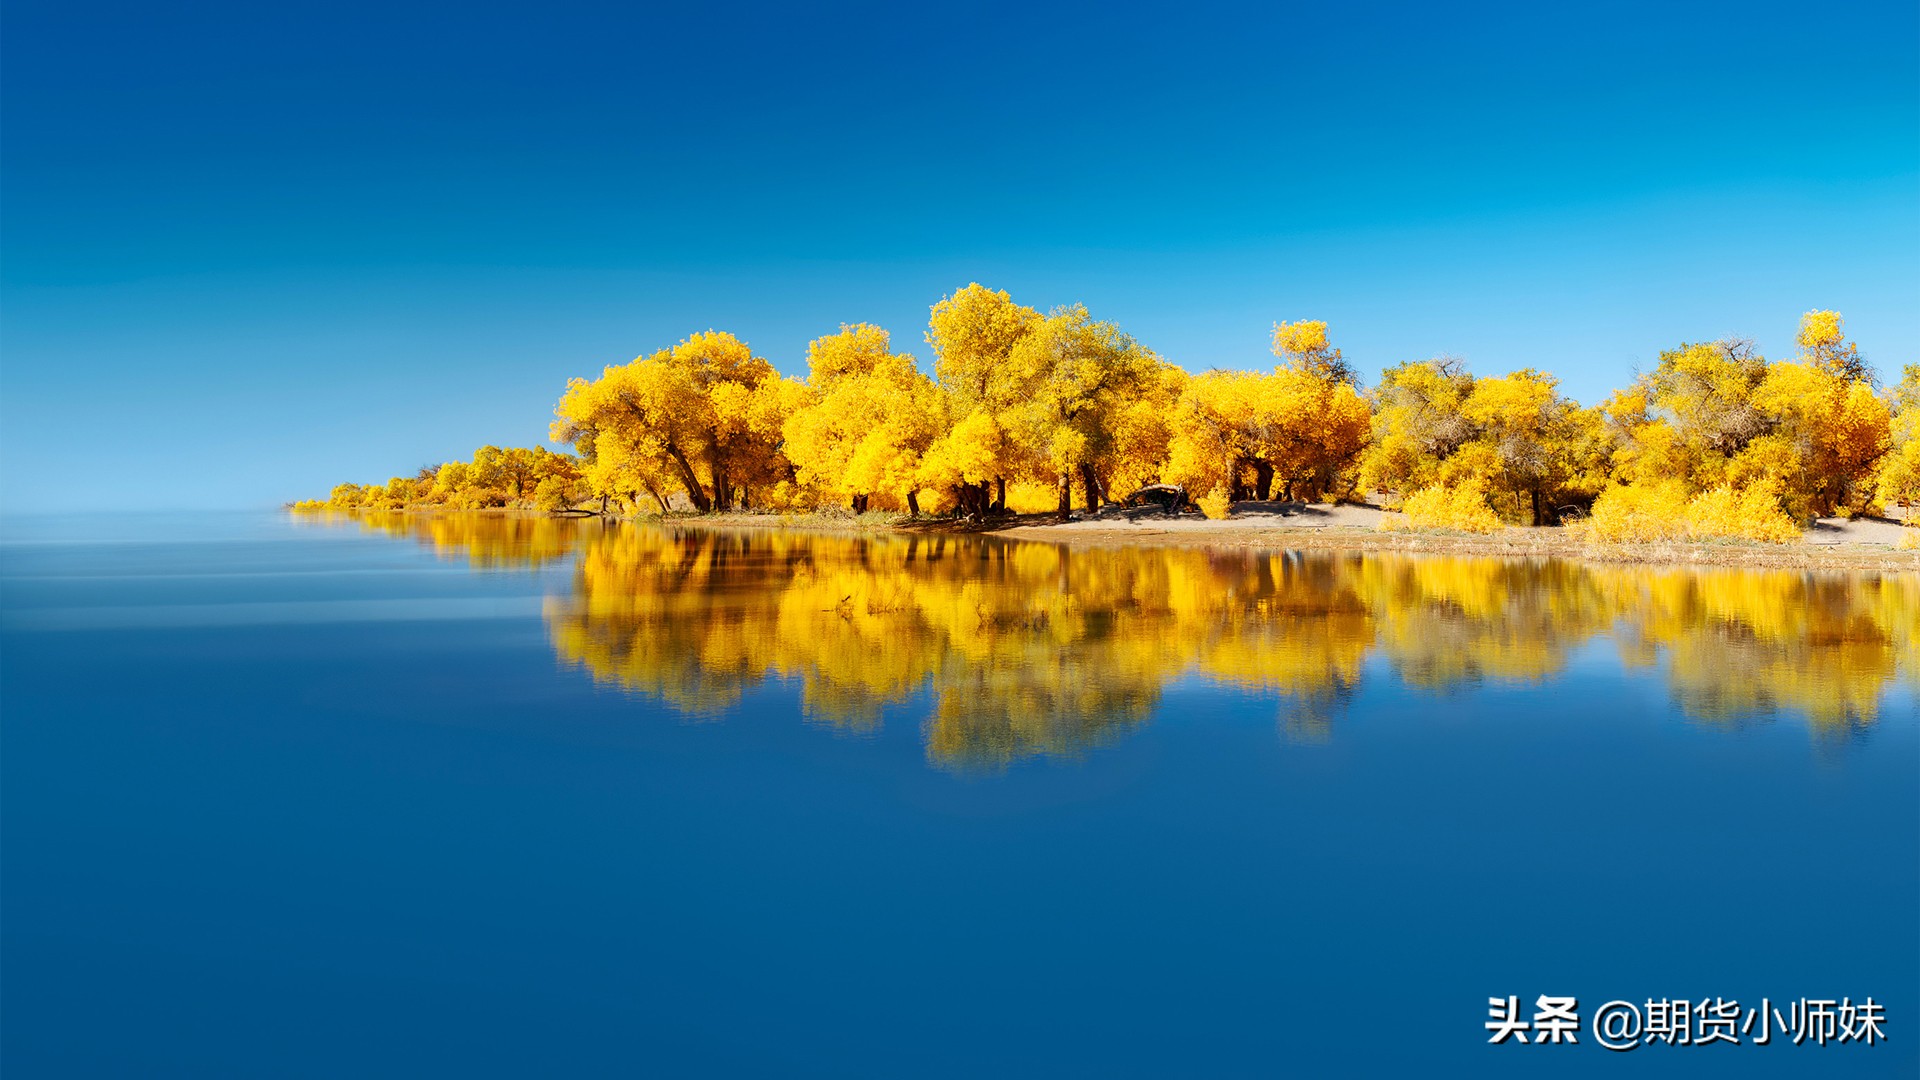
[[3, 511, 1915, 1077]]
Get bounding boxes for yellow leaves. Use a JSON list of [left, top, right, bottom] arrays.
[[1270, 318, 1352, 383], [1459, 369, 1555, 432], [1435, 440, 1503, 490], [1796, 309, 1845, 353], [926, 283, 1040, 411], [1164, 365, 1370, 501], [313, 296, 1903, 535], [1196, 486, 1231, 519], [1385, 481, 1504, 533], [1682, 483, 1801, 543], [1365, 360, 1594, 524], [1271, 319, 1329, 357], [551, 330, 789, 511], [1580, 483, 1687, 543], [1875, 366, 1920, 514], [916, 409, 1007, 490], [805, 323, 904, 386], [669, 329, 773, 389], [1827, 380, 1894, 480], [1790, 308, 1871, 385], [1362, 359, 1475, 497], [1583, 481, 1799, 543], [1742, 359, 1890, 515]]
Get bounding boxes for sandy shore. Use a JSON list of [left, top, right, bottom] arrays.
[[990, 503, 1919, 571], [677, 501, 1920, 572]]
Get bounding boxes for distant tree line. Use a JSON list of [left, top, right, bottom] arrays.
[[292, 444, 586, 513], [297, 285, 1920, 542]]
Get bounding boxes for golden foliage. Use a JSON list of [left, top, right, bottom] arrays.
[[1196, 485, 1231, 520], [1583, 481, 1800, 543], [1389, 482, 1505, 533], [1682, 484, 1802, 543], [1364, 361, 1607, 525], [1165, 364, 1370, 502], [1582, 483, 1691, 543], [302, 298, 1902, 546], [1796, 309, 1868, 382], [292, 447, 584, 513], [552, 330, 798, 513], [783, 324, 943, 512], [1874, 365, 1920, 516], [1271, 318, 1355, 384]]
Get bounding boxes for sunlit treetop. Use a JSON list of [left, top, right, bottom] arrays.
[[1795, 309, 1869, 383], [1271, 319, 1356, 386]]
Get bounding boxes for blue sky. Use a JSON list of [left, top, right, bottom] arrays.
[[3, 0, 1915, 511]]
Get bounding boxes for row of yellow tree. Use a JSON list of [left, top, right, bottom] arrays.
[[293, 444, 587, 513], [547, 286, 1380, 521], [303, 286, 1920, 540]]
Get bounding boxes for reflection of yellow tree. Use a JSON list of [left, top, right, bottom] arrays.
[[384, 520, 1920, 760], [542, 528, 793, 715], [346, 510, 594, 569], [1359, 557, 1613, 690], [1601, 567, 1916, 730]]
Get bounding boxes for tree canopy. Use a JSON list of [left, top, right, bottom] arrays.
[[297, 296, 1911, 544]]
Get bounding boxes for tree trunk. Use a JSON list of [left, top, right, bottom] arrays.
[[1058, 471, 1072, 522], [708, 451, 730, 513], [652, 490, 670, 515], [852, 493, 869, 513], [993, 476, 1007, 513], [1079, 463, 1102, 512], [1254, 461, 1275, 501], [664, 441, 711, 512], [968, 482, 992, 520], [906, 490, 920, 517]]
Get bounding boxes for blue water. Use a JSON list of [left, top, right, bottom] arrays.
[[3, 512, 1915, 1077]]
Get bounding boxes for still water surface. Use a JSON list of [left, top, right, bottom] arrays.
[[3, 512, 1915, 1076]]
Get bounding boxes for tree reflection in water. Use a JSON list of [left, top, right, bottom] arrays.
[[324, 514, 1919, 768]]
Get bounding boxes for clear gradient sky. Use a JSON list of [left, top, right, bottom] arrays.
[[3, 0, 1916, 511]]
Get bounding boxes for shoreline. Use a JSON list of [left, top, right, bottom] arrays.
[[649, 509, 1920, 572], [294, 505, 1920, 571]]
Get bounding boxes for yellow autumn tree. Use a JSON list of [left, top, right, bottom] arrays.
[[1164, 320, 1371, 506], [1005, 304, 1170, 517], [1361, 358, 1477, 499], [1750, 359, 1889, 517], [1612, 323, 1886, 524], [921, 283, 1043, 514], [1271, 318, 1358, 385], [1797, 309, 1868, 382], [1105, 363, 1190, 496], [553, 330, 802, 512], [1874, 365, 1920, 521], [783, 323, 944, 513], [1363, 360, 1607, 526], [295, 447, 585, 513]]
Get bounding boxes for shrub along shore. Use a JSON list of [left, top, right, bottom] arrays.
[[296, 284, 1920, 557]]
